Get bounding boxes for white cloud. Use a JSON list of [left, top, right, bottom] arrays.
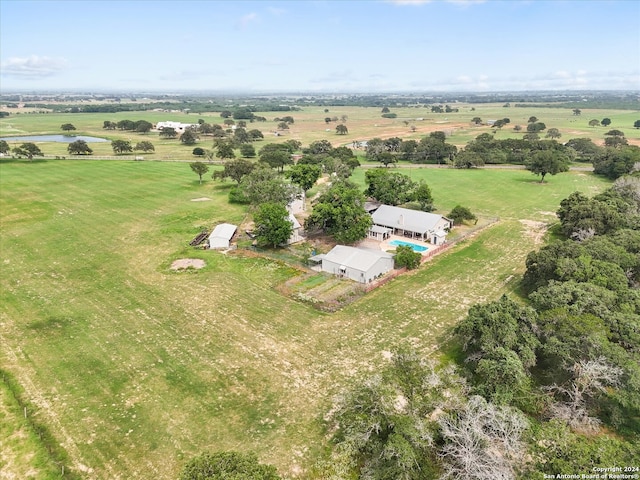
[[553, 70, 571, 79], [1, 55, 68, 78], [267, 6, 286, 16], [237, 12, 259, 29], [387, 0, 485, 5], [386, 0, 433, 5], [447, 0, 486, 5]]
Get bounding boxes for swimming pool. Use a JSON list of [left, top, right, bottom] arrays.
[[389, 239, 429, 252]]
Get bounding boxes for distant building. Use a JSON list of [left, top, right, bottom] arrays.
[[154, 121, 197, 133]]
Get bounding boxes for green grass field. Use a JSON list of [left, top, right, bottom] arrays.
[[2, 103, 638, 161], [0, 155, 612, 478]]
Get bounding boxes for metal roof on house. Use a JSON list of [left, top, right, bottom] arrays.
[[209, 223, 237, 241], [370, 225, 393, 234], [288, 213, 301, 229], [371, 205, 445, 235], [324, 245, 393, 272]]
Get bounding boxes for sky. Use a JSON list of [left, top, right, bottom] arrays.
[[1, 0, 639, 94]]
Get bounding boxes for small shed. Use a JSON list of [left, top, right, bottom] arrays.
[[208, 223, 237, 249], [432, 229, 447, 245]]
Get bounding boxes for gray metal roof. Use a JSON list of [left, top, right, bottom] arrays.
[[371, 205, 445, 235], [370, 225, 393, 234], [209, 223, 237, 241], [325, 245, 393, 272]]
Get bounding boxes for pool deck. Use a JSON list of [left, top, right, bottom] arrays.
[[357, 234, 432, 255]]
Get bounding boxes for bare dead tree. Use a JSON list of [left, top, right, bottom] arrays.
[[438, 395, 528, 480], [571, 227, 596, 242], [545, 357, 623, 432]]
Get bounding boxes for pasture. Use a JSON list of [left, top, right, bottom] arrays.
[[0, 156, 611, 478], [1, 103, 639, 161]]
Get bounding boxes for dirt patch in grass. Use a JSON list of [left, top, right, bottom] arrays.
[[190, 197, 211, 202], [519, 219, 549, 246], [170, 258, 206, 270]]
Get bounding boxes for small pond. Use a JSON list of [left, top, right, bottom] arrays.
[[0, 134, 109, 143]]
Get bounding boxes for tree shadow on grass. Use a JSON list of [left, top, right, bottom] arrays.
[[0, 157, 48, 164], [514, 176, 549, 184]]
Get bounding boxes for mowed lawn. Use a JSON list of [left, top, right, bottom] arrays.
[[0, 159, 611, 479]]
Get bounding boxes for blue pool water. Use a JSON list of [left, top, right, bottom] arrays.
[[389, 239, 428, 252]]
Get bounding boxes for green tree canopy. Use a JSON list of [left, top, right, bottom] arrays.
[[546, 128, 562, 139], [285, 163, 321, 192], [61, 123, 76, 132], [239, 167, 300, 207], [527, 122, 547, 133], [180, 129, 199, 145], [525, 150, 569, 183], [190, 161, 209, 184], [134, 120, 153, 134], [67, 139, 93, 155], [260, 144, 292, 172], [365, 169, 417, 206], [215, 139, 236, 160], [248, 129, 264, 141], [0, 140, 9, 154], [159, 126, 178, 138], [448, 205, 477, 225], [253, 202, 293, 248], [111, 139, 132, 155], [240, 143, 256, 158], [213, 158, 256, 184], [394, 245, 421, 269], [12, 142, 43, 160], [414, 181, 434, 212], [180, 451, 280, 480], [305, 140, 333, 155], [134, 141, 155, 152], [306, 180, 372, 243], [592, 145, 640, 178], [455, 295, 540, 404], [565, 138, 602, 163]]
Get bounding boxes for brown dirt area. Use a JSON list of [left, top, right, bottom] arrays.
[[519, 219, 549, 246], [169, 258, 206, 270]]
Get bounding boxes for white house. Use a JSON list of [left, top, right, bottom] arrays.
[[208, 223, 237, 249], [370, 205, 452, 244], [155, 121, 197, 133], [310, 245, 394, 283]]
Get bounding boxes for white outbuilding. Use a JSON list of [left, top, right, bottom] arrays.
[[208, 223, 237, 249], [310, 245, 394, 283]]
